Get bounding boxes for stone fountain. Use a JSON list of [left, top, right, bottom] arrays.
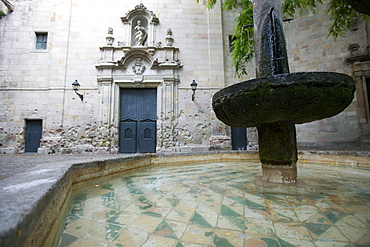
[[212, 0, 355, 183]]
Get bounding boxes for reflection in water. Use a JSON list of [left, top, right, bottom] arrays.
[[55, 161, 370, 246]]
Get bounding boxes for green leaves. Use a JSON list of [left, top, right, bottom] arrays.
[[282, 0, 323, 16], [283, 0, 367, 39], [197, 0, 367, 76], [327, 0, 361, 39], [195, 0, 217, 10], [231, 2, 254, 77]]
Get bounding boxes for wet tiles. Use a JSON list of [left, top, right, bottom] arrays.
[[55, 161, 370, 246]]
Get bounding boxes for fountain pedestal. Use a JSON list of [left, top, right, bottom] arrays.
[[258, 121, 297, 183]]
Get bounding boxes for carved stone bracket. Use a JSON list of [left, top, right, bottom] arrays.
[[345, 43, 370, 63]]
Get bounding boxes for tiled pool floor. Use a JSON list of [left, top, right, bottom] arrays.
[[57, 161, 370, 246]]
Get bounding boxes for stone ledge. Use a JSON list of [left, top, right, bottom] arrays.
[[0, 147, 16, 154]]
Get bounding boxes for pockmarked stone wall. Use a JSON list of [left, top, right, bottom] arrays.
[[239, 0, 369, 150], [0, 0, 234, 154], [282, 1, 368, 149], [0, 0, 368, 153]]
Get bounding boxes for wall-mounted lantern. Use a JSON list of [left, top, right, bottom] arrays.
[[72, 80, 84, 101], [190, 80, 198, 101]]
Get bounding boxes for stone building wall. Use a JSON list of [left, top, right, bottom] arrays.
[[0, 0, 369, 154], [0, 0, 233, 154], [221, 1, 370, 150], [282, 2, 369, 149]]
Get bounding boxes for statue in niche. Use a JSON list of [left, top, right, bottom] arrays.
[[134, 20, 147, 46]]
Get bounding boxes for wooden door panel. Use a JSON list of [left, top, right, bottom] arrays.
[[119, 121, 137, 153], [120, 88, 157, 153], [138, 121, 156, 153], [25, 120, 42, 153]]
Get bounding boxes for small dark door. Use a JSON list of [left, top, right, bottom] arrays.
[[25, 119, 43, 153], [120, 88, 157, 153], [231, 127, 247, 150]]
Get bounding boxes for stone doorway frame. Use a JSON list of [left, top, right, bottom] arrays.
[[95, 4, 183, 152]]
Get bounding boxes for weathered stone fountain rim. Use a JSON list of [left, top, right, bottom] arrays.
[[213, 71, 355, 101], [0, 150, 368, 247]]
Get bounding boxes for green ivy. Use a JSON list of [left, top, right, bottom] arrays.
[[197, 0, 368, 77]]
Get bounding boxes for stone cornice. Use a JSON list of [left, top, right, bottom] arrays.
[[121, 4, 159, 24], [345, 54, 370, 63]]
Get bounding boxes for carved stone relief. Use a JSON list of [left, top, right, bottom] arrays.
[[120, 3, 159, 47], [95, 4, 183, 152], [106, 27, 114, 46], [165, 29, 174, 47], [132, 58, 146, 75]]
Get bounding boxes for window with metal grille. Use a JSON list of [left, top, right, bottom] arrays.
[[35, 32, 47, 49], [229, 35, 236, 52]]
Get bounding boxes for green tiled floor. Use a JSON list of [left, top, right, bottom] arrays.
[[57, 161, 370, 246]]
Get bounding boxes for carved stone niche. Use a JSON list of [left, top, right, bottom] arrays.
[[95, 4, 183, 88], [120, 3, 159, 47]]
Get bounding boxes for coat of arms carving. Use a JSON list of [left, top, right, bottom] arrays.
[[132, 58, 146, 75]]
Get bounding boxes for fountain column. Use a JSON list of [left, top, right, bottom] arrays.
[[253, 0, 297, 183]]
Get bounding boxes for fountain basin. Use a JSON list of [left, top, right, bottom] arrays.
[[52, 158, 370, 246], [0, 152, 368, 246], [212, 72, 355, 127]]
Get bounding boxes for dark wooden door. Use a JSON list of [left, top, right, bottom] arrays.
[[25, 119, 43, 153], [231, 127, 247, 150], [120, 88, 157, 153]]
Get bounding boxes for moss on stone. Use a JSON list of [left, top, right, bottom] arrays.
[[212, 71, 355, 127]]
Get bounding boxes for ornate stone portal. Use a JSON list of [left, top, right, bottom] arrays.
[[212, 0, 356, 183], [95, 4, 183, 152]]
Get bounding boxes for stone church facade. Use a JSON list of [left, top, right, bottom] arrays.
[[0, 0, 369, 154]]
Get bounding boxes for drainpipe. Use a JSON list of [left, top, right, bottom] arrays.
[[1, 0, 14, 13]]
